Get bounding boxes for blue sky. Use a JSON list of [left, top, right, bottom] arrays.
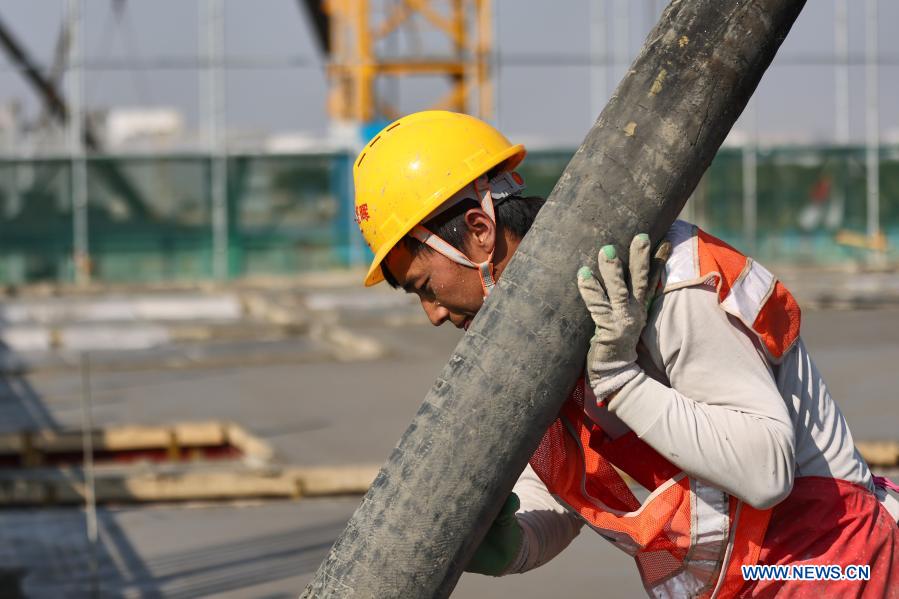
[[1, 0, 897, 146]]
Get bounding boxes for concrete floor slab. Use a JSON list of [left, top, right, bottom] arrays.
[[1, 498, 642, 599], [0, 307, 896, 597]]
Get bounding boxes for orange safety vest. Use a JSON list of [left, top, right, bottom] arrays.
[[529, 221, 801, 598]]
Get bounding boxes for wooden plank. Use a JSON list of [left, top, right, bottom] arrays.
[[0, 421, 239, 455], [0, 464, 380, 505], [857, 441, 899, 467]]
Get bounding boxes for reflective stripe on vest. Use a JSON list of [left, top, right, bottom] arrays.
[[529, 222, 799, 598], [662, 220, 801, 361]]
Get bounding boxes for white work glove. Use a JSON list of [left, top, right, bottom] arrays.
[[577, 233, 671, 401]]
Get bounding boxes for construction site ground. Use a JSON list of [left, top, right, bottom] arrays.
[[1, 268, 898, 597]]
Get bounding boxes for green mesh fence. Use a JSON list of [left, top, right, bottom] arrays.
[[0, 147, 897, 284], [518, 146, 899, 265], [0, 153, 354, 284], [87, 156, 213, 281], [227, 153, 352, 277], [0, 158, 75, 283]]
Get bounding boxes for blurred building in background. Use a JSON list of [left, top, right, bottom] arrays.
[[0, 0, 897, 285]]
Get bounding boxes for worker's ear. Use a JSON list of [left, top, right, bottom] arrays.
[[462, 208, 496, 261]]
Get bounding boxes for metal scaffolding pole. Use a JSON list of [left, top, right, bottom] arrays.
[[833, 0, 849, 144], [67, 0, 89, 285], [613, 0, 630, 87], [475, 0, 492, 120], [743, 99, 758, 254], [492, 0, 502, 129], [589, 0, 607, 120], [204, 0, 229, 280], [79, 353, 99, 598], [865, 0, 880, 257]]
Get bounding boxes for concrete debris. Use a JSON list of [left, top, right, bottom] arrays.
[[311, 322, 386, 362], [0, 465, 380, 506], [0, 283, 405, 371], [0, 294, 243, 325], [60, 324, 171, 351]]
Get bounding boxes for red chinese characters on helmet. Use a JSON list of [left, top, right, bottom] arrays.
[[355, 203, 370, 223]]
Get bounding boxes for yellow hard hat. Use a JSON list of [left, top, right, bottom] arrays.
[[353, 110, 526, 286]]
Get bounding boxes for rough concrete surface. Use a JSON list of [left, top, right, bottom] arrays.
[[0, 288, 896, 596], [0, 498, 642, 598]]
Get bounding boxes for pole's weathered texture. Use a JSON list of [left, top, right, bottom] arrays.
[[303, 1, 806, 597]]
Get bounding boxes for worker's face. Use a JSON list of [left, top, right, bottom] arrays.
[[385, 208, 498, 329], [384, 244, 486, 329]]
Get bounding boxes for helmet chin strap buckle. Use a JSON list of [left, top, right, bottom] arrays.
[[478, 261, 496, 297]]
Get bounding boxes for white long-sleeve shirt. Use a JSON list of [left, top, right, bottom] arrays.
[[508, 283, 898, 574]]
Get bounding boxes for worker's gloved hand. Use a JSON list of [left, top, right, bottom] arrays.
[[577, 233, 671, 401], [465, 492, 524, 576]]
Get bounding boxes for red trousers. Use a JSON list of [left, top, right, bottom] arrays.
[[740, 477, 899, 598]]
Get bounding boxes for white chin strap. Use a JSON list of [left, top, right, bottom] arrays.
[[410, 172, 526, 297]]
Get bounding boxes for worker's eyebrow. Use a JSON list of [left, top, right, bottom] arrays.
[[402, 274, 426, 295], [401, 274, 419, 294]]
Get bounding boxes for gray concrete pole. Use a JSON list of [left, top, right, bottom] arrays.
[[865, 0, 880, 257], [302, 2, 807, 597], [589, 0, 607, 119], [743, 99, 758, 255], [79, 353, 99, 598], [491, 0, 502, 131], [204, 0, 229, 280], [833, 0, 849, 145], [613, 0, 630, 89], [67, 0, 89, 285]]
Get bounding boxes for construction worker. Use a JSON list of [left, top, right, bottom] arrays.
[[353, 110, 899, 597]]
